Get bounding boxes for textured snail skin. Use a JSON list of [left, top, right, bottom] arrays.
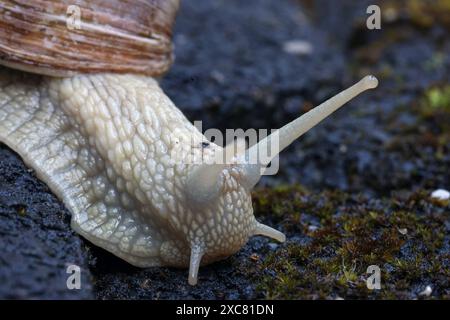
[[0, 68, 260, 283]]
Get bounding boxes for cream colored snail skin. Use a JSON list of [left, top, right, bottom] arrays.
[[0, 0, 378, 285]]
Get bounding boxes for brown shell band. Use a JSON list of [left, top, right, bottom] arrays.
[[0, 0, 180, 77]]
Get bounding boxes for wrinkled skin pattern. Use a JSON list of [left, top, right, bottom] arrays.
[[0, 68, 258, 268]]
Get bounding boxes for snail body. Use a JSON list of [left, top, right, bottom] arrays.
[[0, 0, 378, 285]]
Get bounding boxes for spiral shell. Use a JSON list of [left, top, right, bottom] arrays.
[[0, 0, 180, 77]]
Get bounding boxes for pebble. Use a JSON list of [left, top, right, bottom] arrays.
[[430, 189, 450, 201], [419, 285, 432, 297], [250, 253, 259, 262], [282, 40, 313, 56]]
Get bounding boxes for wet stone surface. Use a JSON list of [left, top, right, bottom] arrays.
[[0, 0, 449, 299], [0, 147, 92, 299]]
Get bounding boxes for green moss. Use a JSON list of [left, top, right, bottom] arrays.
[[407, 0, 450, 29], [382, 0, 450, 29], [250, 185, 449, 299], [422, 86, 450, 113]]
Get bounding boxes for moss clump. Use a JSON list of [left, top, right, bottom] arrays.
[[250, 185, 449, 299], [407, 0, 450, 29], [252, 185, 349, 232], [421, 86, 450, 114], [382, 0, 450, 30]]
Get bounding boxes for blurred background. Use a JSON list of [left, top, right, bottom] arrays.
[[0, 0, 449, 299]]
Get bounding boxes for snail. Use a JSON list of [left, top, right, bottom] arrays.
[[0, 0, 378, 286]]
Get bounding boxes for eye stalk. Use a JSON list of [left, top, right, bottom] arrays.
[[186, 75, 379, 200], [239, 75, 379, 187]]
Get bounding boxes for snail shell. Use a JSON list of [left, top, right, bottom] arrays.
[[0, 0, 179, 76]]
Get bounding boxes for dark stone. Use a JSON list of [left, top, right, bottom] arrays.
[[0, 145, 92, 299]]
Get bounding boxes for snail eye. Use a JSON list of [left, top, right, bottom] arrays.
[[201, 142, 210, 148]]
